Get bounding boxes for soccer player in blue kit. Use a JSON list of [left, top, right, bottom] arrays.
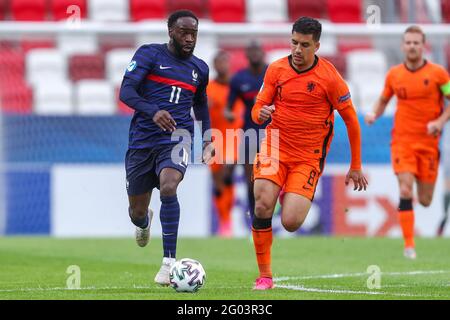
[[224, 41, 268, 218], [119, 10, 214, 286]]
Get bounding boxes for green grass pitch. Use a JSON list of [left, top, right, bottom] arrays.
[[0, 237, 449, 300]]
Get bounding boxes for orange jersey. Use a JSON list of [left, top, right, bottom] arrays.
[[207, 79, 244, 166], [253, 56, 355, 164], [207, 79, 243, 133], [382, 61, 450, 146]]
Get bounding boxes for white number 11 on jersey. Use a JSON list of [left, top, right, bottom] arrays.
[[170, 86, 181, 104]]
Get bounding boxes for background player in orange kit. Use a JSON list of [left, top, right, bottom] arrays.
[[250, 17, 368, 290], [207, 51, 244, 237], [365, 26, 450, 259]]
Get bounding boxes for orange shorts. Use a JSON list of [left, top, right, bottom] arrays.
[[209, 138, 240, 173], [253, 153, 321, 201], [391, 141, 439, 183]]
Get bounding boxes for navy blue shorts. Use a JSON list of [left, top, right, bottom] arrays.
[[125, 144, 190, 196]]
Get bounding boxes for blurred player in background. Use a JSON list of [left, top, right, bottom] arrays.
[[365, 26, 450, 258], [224, 41, 268, 219], [437, 126, 450, 236], [207, 50, 244, 237], [119, 10, 214, 285], [251, 17, 367, 290]]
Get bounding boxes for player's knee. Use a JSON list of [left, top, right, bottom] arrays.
[[419, 194, 432, 207], [129, 206, 147, 219], [281, 215, 303, 232], [159, 180, 179, 196], [254, 200, 273, 219], [399, 184, 413, 198]]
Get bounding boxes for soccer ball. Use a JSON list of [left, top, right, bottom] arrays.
[[169, 258, 206, 293]]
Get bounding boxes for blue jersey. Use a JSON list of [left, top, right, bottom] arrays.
[[120, 43, 210, 149], [228, 66, 268, 130]]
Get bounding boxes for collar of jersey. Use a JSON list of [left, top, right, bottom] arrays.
[[288, 55, 319, 75]]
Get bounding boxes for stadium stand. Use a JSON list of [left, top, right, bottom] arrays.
[[129, 0, 167, 21], [11, 0, 47, 21], [26, 49, 67, 86], [69, 53, 105, 82], [33, 81, 73, 115], [443, 0, 450, 22], [76, 80, 115, 115], [287, 0, 326, 21], [88, 0, 129, 22], [246, 0, 288, 23], [0, 0, 447, 116], [57, 34, 98, 55], [167, 0, 207, 19], [106, 48, 135, 86], [51, 0, 88, 21], [208, 0, 246, 22], [327, 0, 363, 22]]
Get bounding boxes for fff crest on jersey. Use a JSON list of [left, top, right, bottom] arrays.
[[192, 70, 198, 82]]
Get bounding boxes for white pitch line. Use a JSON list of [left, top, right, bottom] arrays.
[[275, 284, 438, 298], [274, 270, 450, 298], [274, 270, 450, 282]]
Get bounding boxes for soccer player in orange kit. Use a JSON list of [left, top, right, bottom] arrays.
[[207, 50, 244, 237], [365, 26, 450, 259], [250, 17, 368, 290]]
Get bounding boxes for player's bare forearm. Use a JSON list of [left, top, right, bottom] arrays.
[[427, 105, 450, 136], [365, 96, 389, 124]]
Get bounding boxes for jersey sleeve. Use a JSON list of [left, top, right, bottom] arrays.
[[193, 64, 211, 141], [251, 63, 277, 124], [435, 66, 450, 96], [255, 63, 277, 105], [326, 68, 354, 111], [123, 45, 156, 82], [381, 69, 395, 100]]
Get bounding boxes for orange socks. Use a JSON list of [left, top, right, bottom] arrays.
[[214, 186, 234, 226], [398, 199, 414, 248], [252, 217, 273, 278]]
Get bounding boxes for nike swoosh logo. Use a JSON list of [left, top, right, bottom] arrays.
[[159, 65, 172, 69], [162, 232, 174, 236]]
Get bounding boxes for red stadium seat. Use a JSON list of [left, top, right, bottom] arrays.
[[130, 0, 166, 21], [51, 0, 87, 21], [446, 45, 450, 72], [327, 0, 362, 23], [11, 0, 48, 21], [167, 0, 206, 19], [322, 54, 347, 78], [442, 0, 450, 23], [69, 54, 105, 82], [225, 47, 248, 73], [209, 0, 246, 22], [287, 0, 326, 21], [0, 50, 25, 78], [0, 81, 33, 113], [0, 0, 8, 20], [20, 39, 55, 53]]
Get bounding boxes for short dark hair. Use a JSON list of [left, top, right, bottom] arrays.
[[292, 17, 322, 42], [167, 10, 199, 29]]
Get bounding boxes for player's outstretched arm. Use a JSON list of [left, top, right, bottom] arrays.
[[339, 106, 368, 191]]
